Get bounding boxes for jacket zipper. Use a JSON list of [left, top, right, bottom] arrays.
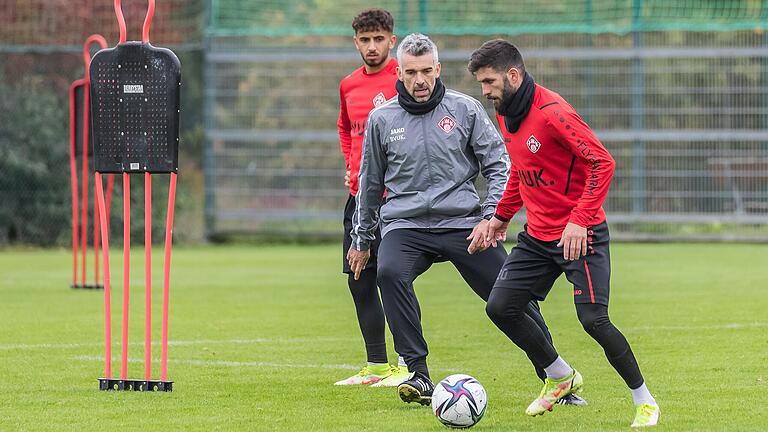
[[421, 114, 433, 228]]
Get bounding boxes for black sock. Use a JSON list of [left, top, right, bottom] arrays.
[[348, 270, 388, 364], [408, 357, 430, 380], [576, 303, 644, 389], [524, 300, 553, 381]]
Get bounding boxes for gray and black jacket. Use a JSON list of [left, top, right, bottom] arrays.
[[351, 89, 510, 251]]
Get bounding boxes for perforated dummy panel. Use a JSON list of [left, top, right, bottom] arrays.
[[89, 42, 181, 173]]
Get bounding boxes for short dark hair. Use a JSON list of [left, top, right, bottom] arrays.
[[352, 8, 394, 34], [467, 39, 525, 75]]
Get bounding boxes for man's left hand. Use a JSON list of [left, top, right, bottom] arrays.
[[557, 222, 587, 261]]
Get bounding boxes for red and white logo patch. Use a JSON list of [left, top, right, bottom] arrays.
[[438, 116, 457, 133], [526, 135, 542, 153], [372, 92, 386, 107]]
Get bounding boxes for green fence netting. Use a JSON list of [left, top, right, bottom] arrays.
[[209, 0, 768, 37]]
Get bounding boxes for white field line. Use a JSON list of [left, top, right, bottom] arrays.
[[0, 337, 352, 351], [622, 322, 768, 331], [73, 355, 361, 371], [1, 322, 766, 351]]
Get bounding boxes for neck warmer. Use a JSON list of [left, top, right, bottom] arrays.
[[396, 77, 446, 115], [497, 72, 535, 133]]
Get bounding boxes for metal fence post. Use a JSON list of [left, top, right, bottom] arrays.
[[584, 0, 595, 124], [631, 0, 646, 214], [203, 0, 217, 239], [419, 0, 428, 31]]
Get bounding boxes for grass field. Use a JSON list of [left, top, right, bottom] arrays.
[[0, 243, 766, 431]]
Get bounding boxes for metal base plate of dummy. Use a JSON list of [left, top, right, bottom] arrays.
[[99, 378, 173, 392], [71, 284, 104, 289]]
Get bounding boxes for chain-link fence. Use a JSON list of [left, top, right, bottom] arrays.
[[2, 1, 768, 245], [204, 0, 768, 241]]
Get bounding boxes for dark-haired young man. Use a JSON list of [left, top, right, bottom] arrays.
[[335, 8, 410, 387], [468, 39, 659, 428]]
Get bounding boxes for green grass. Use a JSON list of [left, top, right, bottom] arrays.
[[0, 243, 766, 431]]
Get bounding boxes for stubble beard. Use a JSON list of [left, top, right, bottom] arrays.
[[362, 52, 387, 68]]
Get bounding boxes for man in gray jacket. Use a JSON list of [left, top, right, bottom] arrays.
[[347, 33, 578, 407]]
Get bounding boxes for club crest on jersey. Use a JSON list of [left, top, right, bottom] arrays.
[[526, 135, 542, 153], [438, 116, 457, 133], [372, 92, 386, 107]]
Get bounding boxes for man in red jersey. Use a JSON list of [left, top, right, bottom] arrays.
[[334, 8, 409, 387], [467, 39, 660, 428]]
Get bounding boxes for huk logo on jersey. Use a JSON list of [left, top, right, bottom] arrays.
[[526, 135, 542, 153], [518, 169, 554, 188], [372, 92, 386, 107], [438, 116, 457, 133]]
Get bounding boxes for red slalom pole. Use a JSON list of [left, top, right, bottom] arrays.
[[95, 173, 112, 379], [83, 34, 108, 289], [107, 175, 115, 220], [94, 189, 100, 286], [80, 95, 89, 287], [114, 0, 155, 44], [160, 173, 177, 381], [121, 173, 130, 380], [69, 81, 82, 288], [103, 175, 114, 287], [145, 172, 152, 381]]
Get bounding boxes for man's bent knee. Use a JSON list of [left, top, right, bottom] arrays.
[[376, 262, 406, 289], [576, 303, 611, 332], [486, 289, 527, 325]]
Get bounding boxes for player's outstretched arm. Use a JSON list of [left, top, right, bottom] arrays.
[[543, 106, 614, 260], [349, 115, 386, 278], [337, 85, 353, 170]]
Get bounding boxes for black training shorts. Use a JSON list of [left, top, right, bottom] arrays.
[[494, 221, 611, 306]]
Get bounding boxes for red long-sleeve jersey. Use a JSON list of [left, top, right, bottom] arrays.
[[495, 84, 616, 241], [338, 58, 398, 196]]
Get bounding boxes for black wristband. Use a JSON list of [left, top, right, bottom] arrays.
[[493, 213, 511, 223]]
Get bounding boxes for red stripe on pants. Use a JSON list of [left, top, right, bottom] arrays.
[[583, 261, 595, 304]]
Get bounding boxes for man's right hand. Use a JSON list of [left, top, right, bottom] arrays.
[[484, 216, 509, 248], [344, 170, 351, 187], [467, 219, 491, 254], [347, 247, 371, 280]]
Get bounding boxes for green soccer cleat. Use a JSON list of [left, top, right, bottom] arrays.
[[525, 369, 583, 416], [334, 364, 392, 386], [631, 403, 660, 427], [370, 365, 411, 388]]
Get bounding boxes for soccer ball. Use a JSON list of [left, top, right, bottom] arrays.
[[431, 374, 487, 428]]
